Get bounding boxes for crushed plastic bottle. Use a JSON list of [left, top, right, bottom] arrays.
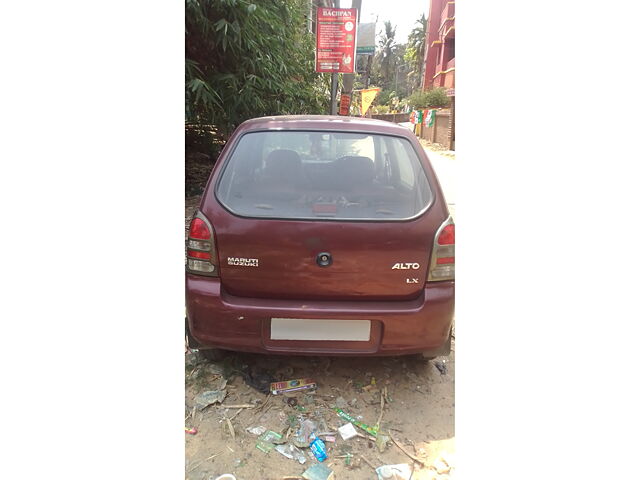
[[309, 434, 327, 462], [293, 418, 318, 448]]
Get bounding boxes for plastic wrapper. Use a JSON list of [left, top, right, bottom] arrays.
[[275, 443, 307, 464], [334, 408, 378, 436]]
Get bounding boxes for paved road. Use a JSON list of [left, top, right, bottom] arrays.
[[398, 121, 456, 219], [424, 148, 456, 220]]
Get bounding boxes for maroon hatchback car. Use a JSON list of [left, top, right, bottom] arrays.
[[186, 115, 454, 359]]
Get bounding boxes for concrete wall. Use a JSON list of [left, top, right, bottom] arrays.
[[369, 111, 454, 150], [419, 111, 452, 147], [370, 113, 411, 123]]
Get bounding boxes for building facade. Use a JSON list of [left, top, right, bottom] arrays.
[[422, 0, 455, 90]]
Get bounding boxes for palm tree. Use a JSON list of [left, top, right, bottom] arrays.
[[405, 14, 427, 92], [376, 21, 397, 89]]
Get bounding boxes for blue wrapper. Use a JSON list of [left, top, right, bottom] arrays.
[[309, 437, 327, 462]]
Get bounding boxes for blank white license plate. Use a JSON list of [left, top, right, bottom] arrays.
[[270, 318, 371, 341]]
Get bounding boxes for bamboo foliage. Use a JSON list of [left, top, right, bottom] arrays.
[[186, 0, 328, 139]]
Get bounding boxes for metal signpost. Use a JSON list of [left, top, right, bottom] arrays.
[[356, 22, 375, 55], [315, 6, 358, 115]]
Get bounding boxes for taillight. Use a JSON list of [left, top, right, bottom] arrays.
[[428, 216, 455, 281], [189, 218, 210, 240], [186, 212, 218, 276]]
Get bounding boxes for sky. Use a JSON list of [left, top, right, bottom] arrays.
[[339, 0, 429, 45]]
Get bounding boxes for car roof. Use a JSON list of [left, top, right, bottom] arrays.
[[236, 115, 412, 136]]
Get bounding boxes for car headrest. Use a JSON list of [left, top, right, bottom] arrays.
[[335, 156, 375, 187], [264, 149, 302, 179]]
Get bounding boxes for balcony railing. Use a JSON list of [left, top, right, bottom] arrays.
[[440, 2, 455, 32]]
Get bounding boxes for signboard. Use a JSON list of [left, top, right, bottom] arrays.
[[339, 93, 352, 116], [356, 22, 375, 55], [446, 88, 455, 96], [315, 7, 358, 73]]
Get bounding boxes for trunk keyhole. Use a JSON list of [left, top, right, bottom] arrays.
[[316, 252, 332, 267]]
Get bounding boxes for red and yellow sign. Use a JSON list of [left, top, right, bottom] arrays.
[[360, 88, 380, 116], [315, 7, 358, 74]]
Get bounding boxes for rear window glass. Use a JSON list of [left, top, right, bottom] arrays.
[[216, 131, 432, 220]]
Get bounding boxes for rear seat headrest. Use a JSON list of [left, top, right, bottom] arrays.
[[264, 149, 302, 178], [336, 156, 375, 187]]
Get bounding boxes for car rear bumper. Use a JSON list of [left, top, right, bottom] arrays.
[[186, 274, 454, 356]]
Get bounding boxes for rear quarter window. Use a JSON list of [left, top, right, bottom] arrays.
[[216, 130, 432, 221]]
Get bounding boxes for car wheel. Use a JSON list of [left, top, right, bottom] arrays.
[[186, 317, 227, 362]]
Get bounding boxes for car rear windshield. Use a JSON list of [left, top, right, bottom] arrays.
[[215, 130, 433, 220]]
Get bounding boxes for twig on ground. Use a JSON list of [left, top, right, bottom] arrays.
[[257, 393, 272, 412], [187, 451, 223, 473], [389, 432, 426, 466], [219, 404, 256, 409], [251, 393, 271, 421], [225, 417, 235, 439], [227, 408, 244, 421], [205, 451, 223, 461], [360, 455, 377, 471], [356, 432, 377, 442]]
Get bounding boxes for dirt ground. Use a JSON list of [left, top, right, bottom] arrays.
[[185, 345, 454, 480], [184, 143, 455, 480]]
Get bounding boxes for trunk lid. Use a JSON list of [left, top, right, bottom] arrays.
[[212, 217, 441, 301]]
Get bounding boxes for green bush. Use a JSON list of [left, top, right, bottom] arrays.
[[186, 0, 328, 144], [376, 90, 393, 106], [406, 87, 450, 108]]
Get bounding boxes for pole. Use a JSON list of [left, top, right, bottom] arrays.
[[449, 95, 455, 150], [363, 54, 372, 88], [394, 67, 398, 94], [339, 0, 362, 115], [330, 73, 338, 115], [328, 0, 339, 115]]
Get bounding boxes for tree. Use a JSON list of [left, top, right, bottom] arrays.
[[370, 21, 413, 102], [404, 14, 427, 93], [374, 21, 398, 90], [186, 0, 328, 154]]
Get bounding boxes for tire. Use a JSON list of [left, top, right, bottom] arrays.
[[185, 317, 201, 350], [185, 317, 228, 362], [417, 330, 452, 361]]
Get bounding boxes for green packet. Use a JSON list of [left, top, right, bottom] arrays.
[[255, 430, 285, 453], [333, 408, 379, 437]]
